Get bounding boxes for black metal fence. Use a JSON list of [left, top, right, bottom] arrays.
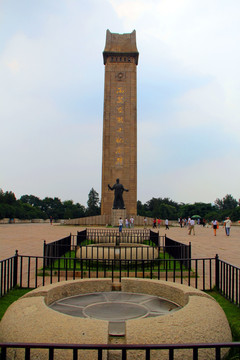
[[1, 252, 240, 359], [150, 229, 159, 246], [216, 255, 240, 305], [43, 235, 71, 267], [42, 230, 191, 267], [0, 251, 18, 297], [0, 253, 216, 295], [1, 251, 239, 306], [165, 236, 191, 268], [0, 341, 239, 360]]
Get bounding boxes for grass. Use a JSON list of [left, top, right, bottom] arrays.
[[0, 287, 32, 321], [41, 249, 191, 274], [206, 289, 240, 342], [205, 289, 240, 360]]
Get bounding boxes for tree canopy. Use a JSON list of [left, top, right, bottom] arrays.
[[0, 189, 239, 222]]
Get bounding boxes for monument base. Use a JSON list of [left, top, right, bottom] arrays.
[[111, 209, 126, 227]]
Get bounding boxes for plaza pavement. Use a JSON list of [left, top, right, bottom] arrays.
[[0, 223, 239, 267]]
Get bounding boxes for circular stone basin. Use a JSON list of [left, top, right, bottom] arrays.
[[0, 278, 232, 360], [84, 302, 148, 320], [49, 292, 180, 321]]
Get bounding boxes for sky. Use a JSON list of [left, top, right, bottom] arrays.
[[1, 0, 240, 206]]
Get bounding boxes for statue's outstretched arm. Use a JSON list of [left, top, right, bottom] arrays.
[[108, 184, 113, 191]]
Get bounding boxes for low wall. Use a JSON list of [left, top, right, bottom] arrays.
[[65, 215, 157, 226], [0, 218, 64, 224]]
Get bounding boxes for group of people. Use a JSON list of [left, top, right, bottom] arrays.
[[118, 216, 134, 232], [125, 216, 134, 228], [152, 218, 162, 229], [178, 217, 206, 228], [212, 217, 232, 236], [119, 215, 232, 235], [186, 216, 232, 236]]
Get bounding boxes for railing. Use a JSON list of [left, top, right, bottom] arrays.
[[149, 229, 159, 246], [42, 231, 187, 268], [0, 253, 215, 291], [0, 252, 18, 297], [165, 236, 191, 268], [216, 256, 240, 306], [0, 341, 239, 360], [1, 252, 239, 306], [43, 235, 71, 267]]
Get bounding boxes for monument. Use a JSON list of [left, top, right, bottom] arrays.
[[101, 30, 139, 222]]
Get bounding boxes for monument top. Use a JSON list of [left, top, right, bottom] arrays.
[[103, 29, 139, 65]]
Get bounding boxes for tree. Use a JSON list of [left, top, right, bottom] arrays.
[[0, 189, 16, 205], [179, 202, 213, 219], [87, 188, 100, 216], [159, 204, 177, 220], [63, 200, 86, 219], [231, 206, 240, 222], [41, 197, 64, 219], [20, 195, 41, 207], [214, 194, 238, 210], [137, 200, 145, 216]]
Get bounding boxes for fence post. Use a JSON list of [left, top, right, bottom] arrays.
[[43, 240, 46, 268], [215, 254, 219, 291], [188, 242, 192, 270], [13, 250, 18, 288], [189, 242, 191, 259]]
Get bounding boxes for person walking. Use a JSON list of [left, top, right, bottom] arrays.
[[130, 216, 134, 228], [212, 219, 218, 236], [179, 217, 183, 228], [153, 218, 156, 228], [188, 218, 195, 235], [223, 217, 232, 236], [165, 219, 169, 230], [119, 217, 123, 233], [143, 217, 147, 229], [125, 218, 129, 228]]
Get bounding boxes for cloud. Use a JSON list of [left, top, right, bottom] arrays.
[[0, 0, 239, 205]]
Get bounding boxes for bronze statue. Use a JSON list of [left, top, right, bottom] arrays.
[[108, 178, 129, 209]]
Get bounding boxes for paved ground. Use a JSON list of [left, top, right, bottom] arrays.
[[0, 223, 239, 267]]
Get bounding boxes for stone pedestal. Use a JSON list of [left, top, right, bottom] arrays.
[[111, 209, 126, 227]]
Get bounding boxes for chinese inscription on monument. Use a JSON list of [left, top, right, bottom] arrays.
[[101, 30, 139, 217]]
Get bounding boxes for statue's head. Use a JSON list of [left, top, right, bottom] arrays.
[[116, 178, 119, 183]]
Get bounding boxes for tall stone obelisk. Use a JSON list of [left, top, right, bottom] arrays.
[[101, 30, 139, 218]]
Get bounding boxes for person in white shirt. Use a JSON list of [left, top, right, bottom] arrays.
[[212, 219, 218, 236], [125, 218, 129, 228], [130, 216, 134, 228], [188, 219, 195, 235], [223, 217, 231, 236], [143, 217, 147, 228], [119, 217, 123, 232], [165, 219, 169, 230]]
